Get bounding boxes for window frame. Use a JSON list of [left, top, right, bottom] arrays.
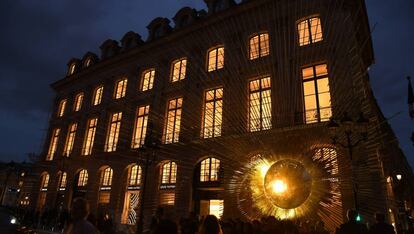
[[160, 161, 177, 185], [200, 157, 221, 182], [46, 128, 60, 161], [114, 78, 128, 99], [63, 123, 77, 157], [248, 76, 272, 132], [248, 32, 270, 60], [104, 112, 122, 152], [297, 16, 323, 46], [77, 169, 88, 187], [301, 63, 332, 124], [163, 97, 183, 144], [73, 93, 84, 112], [170, 58, 187, 82], [92, 85, 104, 106], [131, 105, 150, 149], [207, 46, 225, 72], [140, 69, 156, 91], [82, 118, 98, 155], [57, 99, 67, 117], [202, 87, 223, 139]]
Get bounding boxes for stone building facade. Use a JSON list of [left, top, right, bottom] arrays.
[[31, 0, 413, 232]]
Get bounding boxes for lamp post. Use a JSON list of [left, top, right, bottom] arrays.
[[326, 112, 369, 212], [136, 122, 159, 234]]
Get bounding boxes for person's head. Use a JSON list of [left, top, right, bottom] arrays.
[[200, 215, 222, 234], [375, 213, 386, 223], [71, 197, 90, 221], [346, 209, 358, 221], [154, 219, 177, 234]]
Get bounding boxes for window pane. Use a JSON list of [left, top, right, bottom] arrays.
[[249, 35, 259, 60], [310, 17, 323, 43]]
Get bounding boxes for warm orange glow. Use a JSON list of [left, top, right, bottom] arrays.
[[82, 118, 98, 155], [57, 99, 66, 117], [298, 17, 323, 46], [161, 161, 177, 184], [208, 46, 224, 72], [59, 172, 67, 189], [93, 86, 103, 106], [78, 170, 88, 187], [141, 69, 155, 91], [101, 167, 113, 187], [114, 78, 128, 99], [105, 112, 122, 152], [249, 77, 272, 132], [132, 105, 149, 148], [73, 93, 84, 112], [46, 128, 60, 161], [164, 98, 182, 144], [249, 33, 270, 60], [40, 173, 50, 190], [129, 165, 142, 186], [63, 123, 77, 157], [271, 179, 288, 194], [200, 157, 220, 182], [302, 64, 331, 123], [203, 88, 223, 138], [171, 58, 187, 82]]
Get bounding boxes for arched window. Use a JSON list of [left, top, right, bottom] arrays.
[[101, 167, 113, 187], [77, 169, 88, 187], [84, 57, 93, 67], [114, 78, 128, 99], [57, 99, 67, 117], [141, 69, 155, 91], [200, 157, 220, 182], [58, 172, 67, 190], [249, 32, 270, 60], [161, 161, 177, 184], [297, 17, 323, 46], [207, 46, 224, 72], [68, 63, 76, 75], [73, 93, 84, 112], [129, 165, 142, 186], [92, 86, 103, 106], [171, 58, 187, 82], [40, 173, 50, 191]]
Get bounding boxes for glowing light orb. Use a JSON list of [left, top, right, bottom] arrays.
[[264, 159, 312, 209], [271, 179, 288, 194]]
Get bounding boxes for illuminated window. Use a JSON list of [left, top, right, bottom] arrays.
[[202, 88, 223, 138], [84, 58, 92, 67], [73, 93, 84, 112], [59, 172, 67, 190], [132, 105, 150, 148], [313, 148, 338, 175], [68, 63, 76, 75], [249, 77, 272, 132], [101, 167, 113, 187], [302, 64, 331, 123], [161, 161, 177, 184], [200, 157, 220, 182], [171, 58, 187, 82], [40, 173, 50, 190], [57, 99, 67, 117], [77, 170, 88, 187], [105, 112, 122, 152], [114, 78, 128, 99], [63, 123, 77, 157], [298, 17, 323, 46], [249, 32, 270, 60], [46, 128, 60, 161], [82, 118, 98, 155], [129, 165, 142, 186], [207, 46, 224, 72], [141, 69, 155, 91], [164, 98, 183, 144], [93, 86, 103, 106]]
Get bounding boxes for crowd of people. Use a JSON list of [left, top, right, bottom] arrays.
[[13, 198, 414, 234]]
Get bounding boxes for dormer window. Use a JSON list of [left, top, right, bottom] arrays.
[[84, 58, 92, 67], [153, 25, 163, 39], [68, 63, 76, 76]]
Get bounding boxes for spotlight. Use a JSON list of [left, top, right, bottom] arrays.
[[271, 180, 288, 194]]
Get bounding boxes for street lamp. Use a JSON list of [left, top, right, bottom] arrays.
[[136, 121, 159, 234], [326, 112, 369, 211]]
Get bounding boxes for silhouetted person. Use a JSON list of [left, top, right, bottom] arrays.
[[198, 215, 223, 234], [64, 197, 98, 234], [336, 209, 368, 234], [369, 213, 395, 234], [153, 218, 178, 234]]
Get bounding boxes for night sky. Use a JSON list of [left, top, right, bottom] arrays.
[[0, 0, 413, 167]]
